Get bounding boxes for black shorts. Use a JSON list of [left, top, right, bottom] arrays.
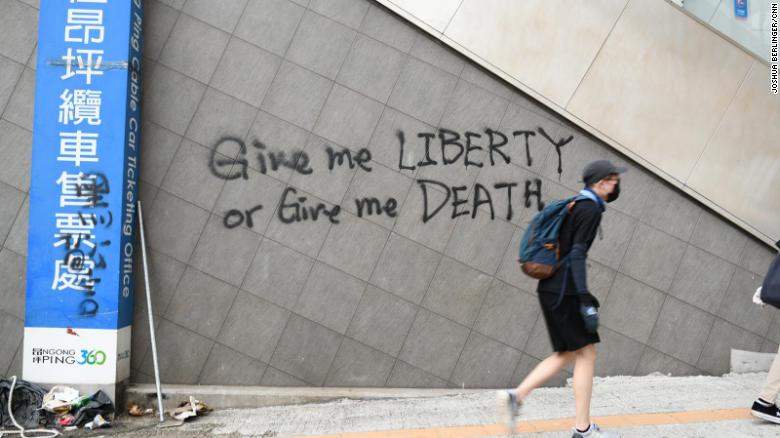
[[538, 292, 600, 352]]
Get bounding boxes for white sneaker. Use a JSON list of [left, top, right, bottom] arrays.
[[571, 423, 620, 437], [495, 390, 520, 433]]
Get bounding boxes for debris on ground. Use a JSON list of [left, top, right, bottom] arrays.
[[56, 414, 75, 427], [84, 413, 111, 430], [128, 403, 143, 417], [173, 396, 211, 421], [128, 402, 155, 417], [156, 396, 212, 428], [41, 385, 80, 415], [0, 377, 56, 429], [71, 390, 114, 427], [1, 378, 115, 435]]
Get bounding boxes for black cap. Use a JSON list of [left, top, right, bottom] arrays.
[[582, 160, 627, 186]]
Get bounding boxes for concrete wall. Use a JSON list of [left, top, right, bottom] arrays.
[[683, 0, 774, 61], [375, 0, 780, 248], [0, 0, 778, 388]]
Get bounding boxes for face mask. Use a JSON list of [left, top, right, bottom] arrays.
[[606, 181, 620, 203]]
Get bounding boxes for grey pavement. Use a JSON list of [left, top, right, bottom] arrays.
[[97, 372, 780, 437]]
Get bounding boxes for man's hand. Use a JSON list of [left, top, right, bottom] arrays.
[[753, 287, 765, 307], [579, 293, 600, 333], [579, 293, 600, 308], [580, 304, 599, 333]]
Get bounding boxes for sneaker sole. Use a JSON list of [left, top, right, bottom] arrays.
[[751, 409, 780, 424], [495, 391, 516, 433]]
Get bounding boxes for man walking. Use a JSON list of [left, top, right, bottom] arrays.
[[498, 160, 625, 437]]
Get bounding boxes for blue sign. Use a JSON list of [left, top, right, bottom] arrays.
[[735, 0, 748, 18], [25, 0, 143, 333]]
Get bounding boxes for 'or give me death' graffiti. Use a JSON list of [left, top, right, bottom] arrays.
[[208, 126, 573, 229]]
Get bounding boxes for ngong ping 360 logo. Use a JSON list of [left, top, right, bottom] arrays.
[[31, 347, 107, 366]]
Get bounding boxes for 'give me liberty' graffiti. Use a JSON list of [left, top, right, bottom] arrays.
[[208, 126, 573, 229]]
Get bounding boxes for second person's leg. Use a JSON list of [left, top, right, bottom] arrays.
[[759, 345, 780, 405]]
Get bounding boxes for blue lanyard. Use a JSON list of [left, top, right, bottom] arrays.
[[580, 188, 605, 212]]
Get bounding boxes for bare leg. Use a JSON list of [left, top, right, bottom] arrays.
[[573, 344, 597, 431], [759, 345, 780, 403], [515, 351, 575, 400]]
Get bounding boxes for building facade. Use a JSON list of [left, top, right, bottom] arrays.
[[0, 0, 777, 389]]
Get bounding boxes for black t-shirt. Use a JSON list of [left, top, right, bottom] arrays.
[[538, 199, 602, 295]]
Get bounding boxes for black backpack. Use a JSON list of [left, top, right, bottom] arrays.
[[760, 243, 780, 309]]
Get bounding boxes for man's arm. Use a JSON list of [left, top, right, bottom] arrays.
[[568, 202, 601, 299]]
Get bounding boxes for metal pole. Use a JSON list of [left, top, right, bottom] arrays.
[[137, 200, 165, 422]]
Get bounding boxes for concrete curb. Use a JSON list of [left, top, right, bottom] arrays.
[[730, 349, 776, 373], [125, 384, 487, 411]]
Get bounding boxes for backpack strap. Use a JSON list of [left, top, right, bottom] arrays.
[[552, 258, 570, 309], [551, 195, 592, 310]]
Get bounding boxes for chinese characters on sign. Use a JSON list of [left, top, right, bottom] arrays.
[[61, 3, 106, 84], [54, 0, 110, 316]]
